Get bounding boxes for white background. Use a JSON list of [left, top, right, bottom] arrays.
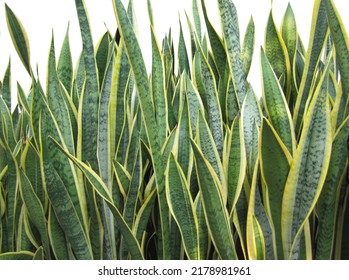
[[0, 0, 348, 101]]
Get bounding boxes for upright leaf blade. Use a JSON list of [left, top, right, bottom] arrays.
[[282, 68, 332, 259]]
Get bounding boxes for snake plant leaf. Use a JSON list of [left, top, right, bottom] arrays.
[[194, 49, 224, 157], [75, 0, 99, 171], [18, 169, 50, 259], [2, 59, 11, 110], [316, 115, 349, 259], [260, 118, 292, 260], [200, 0, 226, 78], [98, 50, 115, 191], [33, 247, 44, 260], [175, 99, 192, 179], [50, 136, 143, 260], [0, 97, 17, 151], [226, 117, 246, 213], [151, 26, 168, 147], [191, 140, 237, 259], [47, 35, 75, 155], [116, 0, 174, 256], [97, 47, 117, 259], [57, 24, 73, 94], [178, 19, 190, 76], [133, 188, 156, 242], [246, 161, 267, 260], [196, 111, 226, 199], [41, 133, 93, 259], [192, 0, 202, 41], [194, 195, 209, 260], [2, 144, 19, 252], [166, 154, 199, 260], [241, 86, 262, 171], [48, 206, 69, 260], [5, 4, 31, 75], [242, 16, 255, 78], [0, 251, 34, 260], [282, 66, 332, 259], [185, 74, 204, 136], [96, 32, 111, 89], [218, 0, 247, 106], [281, 4, 298, 75], [112, 0, 166, 223], [324, 0, 349, 115], [261, 47, 296, 155], [293, 0, 328, 135], [110, 41, 130, 161], [265, 10, 291, 100]]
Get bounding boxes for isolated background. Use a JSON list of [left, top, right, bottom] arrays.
[[0, 0, 348, 103]]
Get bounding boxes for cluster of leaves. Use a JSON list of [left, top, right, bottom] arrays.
[[0, 0, 349, 260]]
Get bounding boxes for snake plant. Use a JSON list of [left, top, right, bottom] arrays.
[[0, 0, 348, 260]]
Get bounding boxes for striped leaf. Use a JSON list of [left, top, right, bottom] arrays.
[[5, 4, 31, 75], [265, 10, 291, 99], [57, 24, 73, 94], [218, 0, 247, 106], [166, 154, 199, 260], [50, 137, 144, 260], [316, 115, 349, 259], [113, 0, 170, 259], [75, 0, 99, 171], [18, 169, 50, 259], [241, 16, 255, 78], [191, 140, 237, 259], [260, 118, 292, 260], [225, 118, 246, 213], [293, 0, 328, 134], [324, 0, 349, 116], [261, 47, 296, 155], [281, 67, 332, 259]]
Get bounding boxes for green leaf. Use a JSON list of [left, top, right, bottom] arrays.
[[191, 140, 237, 259], [48, 206, 69, 260], [282, 66, 332, 259], [260, 118, 292, 260], [19, 169, 50, 259], [151, 26, 168, 146], [57, 24, 73, 93], [113, 0, 169, 259], [166, 154, 199, 260], [225, 118, 246, 213], [241, 86, 262, 170], [324, 0, 349, 116], [95, 32, 111, 89], [241, 16, 255, 78], [281, 4, 298, 74], [178, 19, 190, 76], [75, 0, 99, 171], [265, 10, 291, 99], [261, 47, 296, 154], [316, 115, 349, 259], [293, 0, 328, 134], [47, 35, 75, 155], [50, 137, 144, 260], [2, 59, 11, 110], [201, 0, 226, 78], [41, 134, 93, 260], [0, 251, 34, 260], [192, 0, 202, 40], [5, 4, 31, 75], [218, 0, 247, 105]]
